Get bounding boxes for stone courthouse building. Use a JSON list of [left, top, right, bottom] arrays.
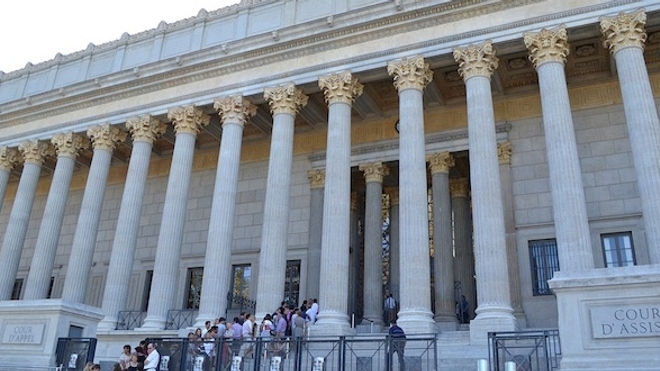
[[1, 0, 660, 369]]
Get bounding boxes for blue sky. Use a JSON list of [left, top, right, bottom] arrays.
[[0, 0, 240, 73]]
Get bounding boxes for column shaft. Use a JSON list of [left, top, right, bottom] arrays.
[[451, 179, 475, 319], [387, 189, 400, 303], [305, 170, 324, 300], [0, 147, 19, 213]]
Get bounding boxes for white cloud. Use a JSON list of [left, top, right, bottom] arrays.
[[0, 0, 240, 73]]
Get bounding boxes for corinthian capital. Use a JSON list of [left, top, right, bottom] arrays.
[[600, 9, 647, 54], [214, 95, 257, 127], [264, 83, 309, 115], [524, 26, 569, 68], [453, 41, 499, 80], [387, 55, 433, 92], [427, 152, 455, 174], [126, 115, 167, 143], [318, 71, 363, 105], [168, 105, 210, 136], [87, 124, 128, 151], [449, 178, 470, 198], [498, 141, 513, 165], [51, 132, 90, 158], [307, 169, 326, 189], [0, 147, 20, 171], [19, 139, 55, 165], [358, 162, 389, 183]]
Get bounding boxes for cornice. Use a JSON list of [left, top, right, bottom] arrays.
[[0, 0, 640, 136]]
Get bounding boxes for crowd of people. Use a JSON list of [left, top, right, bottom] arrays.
[[111, 340, 159, 371]]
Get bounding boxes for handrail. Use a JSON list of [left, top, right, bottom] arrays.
[[165, 309, 198, 330], [116, 311, 146, 330]]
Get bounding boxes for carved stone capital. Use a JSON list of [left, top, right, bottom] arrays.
[[385, 187, 399, 206], [358, 161, 389, 183], [214, 95, 257, 127], [449, 178, 470, 198], [427, 152, 455, 174], [87, 124, 128, 151], [600, 9, 647, 54], [168, 105, 210, 136], [126, 115, 167, 143], [264, 83, 309, 115], [498, 142, 513, 165], [0, 147, 20, 171], [307, 169, 326, 189], [387, 55, 433, 92], [453, 41, 499, 80], [51, 132, 90, 159], [524, 26, 569, 68], [19, 139, 55, 165], [318, 71, 363, 105]]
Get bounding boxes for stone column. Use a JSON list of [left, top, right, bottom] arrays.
[[141, 105, 209, 330], [314, 71, 363, 336], [601, 10, 660, 264], [196, 96, 256, 327], [359, 162, 389, 326], [348, 191, 360, 320], [24, 133, 89, 300], [97, 117, 165, 330], [524, 26, 594, 272], [428, 152, 457, 330], [498, 142, 525, 324], [450, 178, 475, 316], [453, 42, 516, 342], [61, 127, 126, 303], [0, 147, 19, 213], [0, 140, 54, 300], [385, 188, 400, 302], [255, 84, 308, 320], [306, 169, 325, 300], [387, 55, 436, 333]]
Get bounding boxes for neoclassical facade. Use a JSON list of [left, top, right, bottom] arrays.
[[1, 0, 660, 369]]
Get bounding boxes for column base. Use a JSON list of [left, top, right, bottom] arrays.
[[469, 304, 517, 345], [396, 309, 437, 334], [310, 312, 354, 338], [137, 315, 166, 331], [434, 312, 459, 332], [96, 315, 119, 332]]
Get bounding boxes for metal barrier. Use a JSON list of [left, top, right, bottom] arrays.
[[488, 330, 561, 371], [147, 333, 437, 371], [116, 310, 146, 330], [54, 337, 97, 371], [0, 367, 63, 371], [166, 309, 199, 330]]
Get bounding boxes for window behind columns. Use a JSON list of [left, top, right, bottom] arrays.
[[11, 279, 23, 300], [283, 260, 301, 308], [601, 232, 636, 267], [186, 267, 204, 309], [230, 264, 252, 310], [528, 239, 560, 296], [141, 270, 154, 311], [47, 277, 54, 299]]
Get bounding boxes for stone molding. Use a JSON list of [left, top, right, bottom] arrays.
[[318, 72, 364, 105], [87, 124, 128, 151], [51, 132, 90, 159], [497, 141, 513, 165], [449, 177, 469, 198], [427, 152, 455, 174], [167, 105, 210, 136], [18, 139, 55, 165], [600, 9, 647, 55], [126, 115, 167, 143], [388, 55, 433, 91], [358, 161, 389, 183], [453, 41, 499, 80], [524, 26, 570, 68], [264, 83, 309, 116], [0, 147, 19, 171], [213, 95, 257, 127], [307, 169, 326, 189]]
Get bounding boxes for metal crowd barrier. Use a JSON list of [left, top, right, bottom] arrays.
[[488, 329, 561, 371]]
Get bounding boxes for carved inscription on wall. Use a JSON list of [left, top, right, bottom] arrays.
[[1, 324, 45, 344], [590, 305, 660, 339]]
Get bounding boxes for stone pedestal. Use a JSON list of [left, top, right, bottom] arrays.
[[548, 266, 660, 371], [0, 300, 104, 369]]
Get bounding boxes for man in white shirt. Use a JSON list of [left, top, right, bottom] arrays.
[[144, 343, 160, 371], [239, 313, 255, 357]]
